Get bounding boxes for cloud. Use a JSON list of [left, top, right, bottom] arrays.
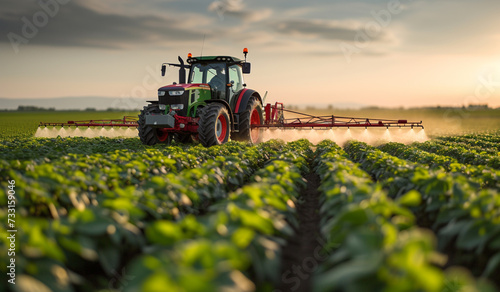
[[272, 19, 388, 42], [0, 0, 212, 50], [281, 7, 320, 18], [208, 0, 245, 14], [226, 8, 273, 23], [386, 0, 500, 54], [207, 0, 272, 23]]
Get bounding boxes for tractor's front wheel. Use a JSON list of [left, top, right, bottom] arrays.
[[198, 103, 231, 147], [138, 104, 172, 145], [232, 97, 263, 144]]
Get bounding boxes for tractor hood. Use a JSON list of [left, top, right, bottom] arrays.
[[158, 83, 210, 91]]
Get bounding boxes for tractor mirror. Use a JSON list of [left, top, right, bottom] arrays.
[[161, 65, 166, 76], [242, 62, 251, 74]]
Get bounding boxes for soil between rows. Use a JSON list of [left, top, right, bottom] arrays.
[[277, 172, 323, 292]]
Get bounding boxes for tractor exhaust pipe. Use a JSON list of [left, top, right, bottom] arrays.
[[178, 56, 186, 84]]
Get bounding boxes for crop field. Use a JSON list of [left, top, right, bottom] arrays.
[[1, 112, 500, 292], [0, 111, 137, 140]]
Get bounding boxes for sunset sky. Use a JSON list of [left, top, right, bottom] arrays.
[[1, 0, 500, 109]]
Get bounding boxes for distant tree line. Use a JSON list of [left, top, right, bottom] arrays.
[[11, 106, 127, 111], [17, 106, 55, 111]]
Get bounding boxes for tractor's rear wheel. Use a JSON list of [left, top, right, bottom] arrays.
[[198, 103, 231, 147], [232, 97, 263, 144], [138, 104, 172, 145]]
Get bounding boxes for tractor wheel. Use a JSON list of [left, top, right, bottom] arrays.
[[138, 104, 172, 145], [232, 97, 263, 144], [198, 103, 231, 147]]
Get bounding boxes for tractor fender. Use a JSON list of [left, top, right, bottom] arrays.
[[204, 99, 235, 130], [233, 89, 262, 114]]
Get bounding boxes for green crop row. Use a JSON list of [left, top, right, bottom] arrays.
[[0, 137, 274, 168], [313, 140, 494, 292], [0, 137, 146, 161], [345, 141, 500, 286], [0, 140, 312, 292], [439, 132, 500, 144], [438, 136, 500, 152], [379, 142, 500, 190], [432, 140, 498, 155], [414, 141, 500, 169], [1, 141, 284, 220], [123, 142, 312, 291]]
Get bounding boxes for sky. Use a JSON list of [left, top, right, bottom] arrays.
[[1, 0, 500, 109]]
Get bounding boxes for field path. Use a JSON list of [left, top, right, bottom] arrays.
[[278, 171, 323, 292]]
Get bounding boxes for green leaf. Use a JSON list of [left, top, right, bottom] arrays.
[[145, 221, 183, 245], [314, 254, 383, 291], [457, 221, 486, 250], [397, 190, 422, 207], [482, 252, 500, 277], [231, 227, 255, 249], [98, 246, 121, 276], [75, 220, 110, 236]]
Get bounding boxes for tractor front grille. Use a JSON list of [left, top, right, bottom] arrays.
[[159, 91, 189, 116]]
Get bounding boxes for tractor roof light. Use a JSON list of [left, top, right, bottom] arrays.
[[243, 48, 248, 61], [188, 53, 192, 58]]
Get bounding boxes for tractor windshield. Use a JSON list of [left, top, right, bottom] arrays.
[[189, 62, 227, 99], [189, 63, 226, 84]]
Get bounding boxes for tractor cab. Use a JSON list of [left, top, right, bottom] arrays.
[[162, 54, 251, 104], [187, 57, 247, 103], [161, 51, 251, 104]]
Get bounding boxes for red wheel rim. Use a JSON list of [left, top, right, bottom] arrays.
[[156, 129, 169, 142], [250, 109, 260, 143], [216, 114, 228, 143]]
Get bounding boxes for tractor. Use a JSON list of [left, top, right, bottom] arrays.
[[138, 48, 263, 147]]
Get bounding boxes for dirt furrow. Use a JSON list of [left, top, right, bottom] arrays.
[[277, 172, 323, 292]]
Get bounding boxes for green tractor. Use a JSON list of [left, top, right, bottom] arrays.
[[138, 48, 263, 147]]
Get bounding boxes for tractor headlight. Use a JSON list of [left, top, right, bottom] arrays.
[[171, 104, 184, 110], [158, 91, 166, 96], [159, 104, 166, 110], [169, 90, 184, 96]]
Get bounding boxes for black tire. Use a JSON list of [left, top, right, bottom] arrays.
[[138, 104, 171, 145], [198, 103, 231, 147], [232, 97, 263, 144]]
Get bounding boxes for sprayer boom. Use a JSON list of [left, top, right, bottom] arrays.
[[254, 102, 424, 130], [39, 116, 138, 128]]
